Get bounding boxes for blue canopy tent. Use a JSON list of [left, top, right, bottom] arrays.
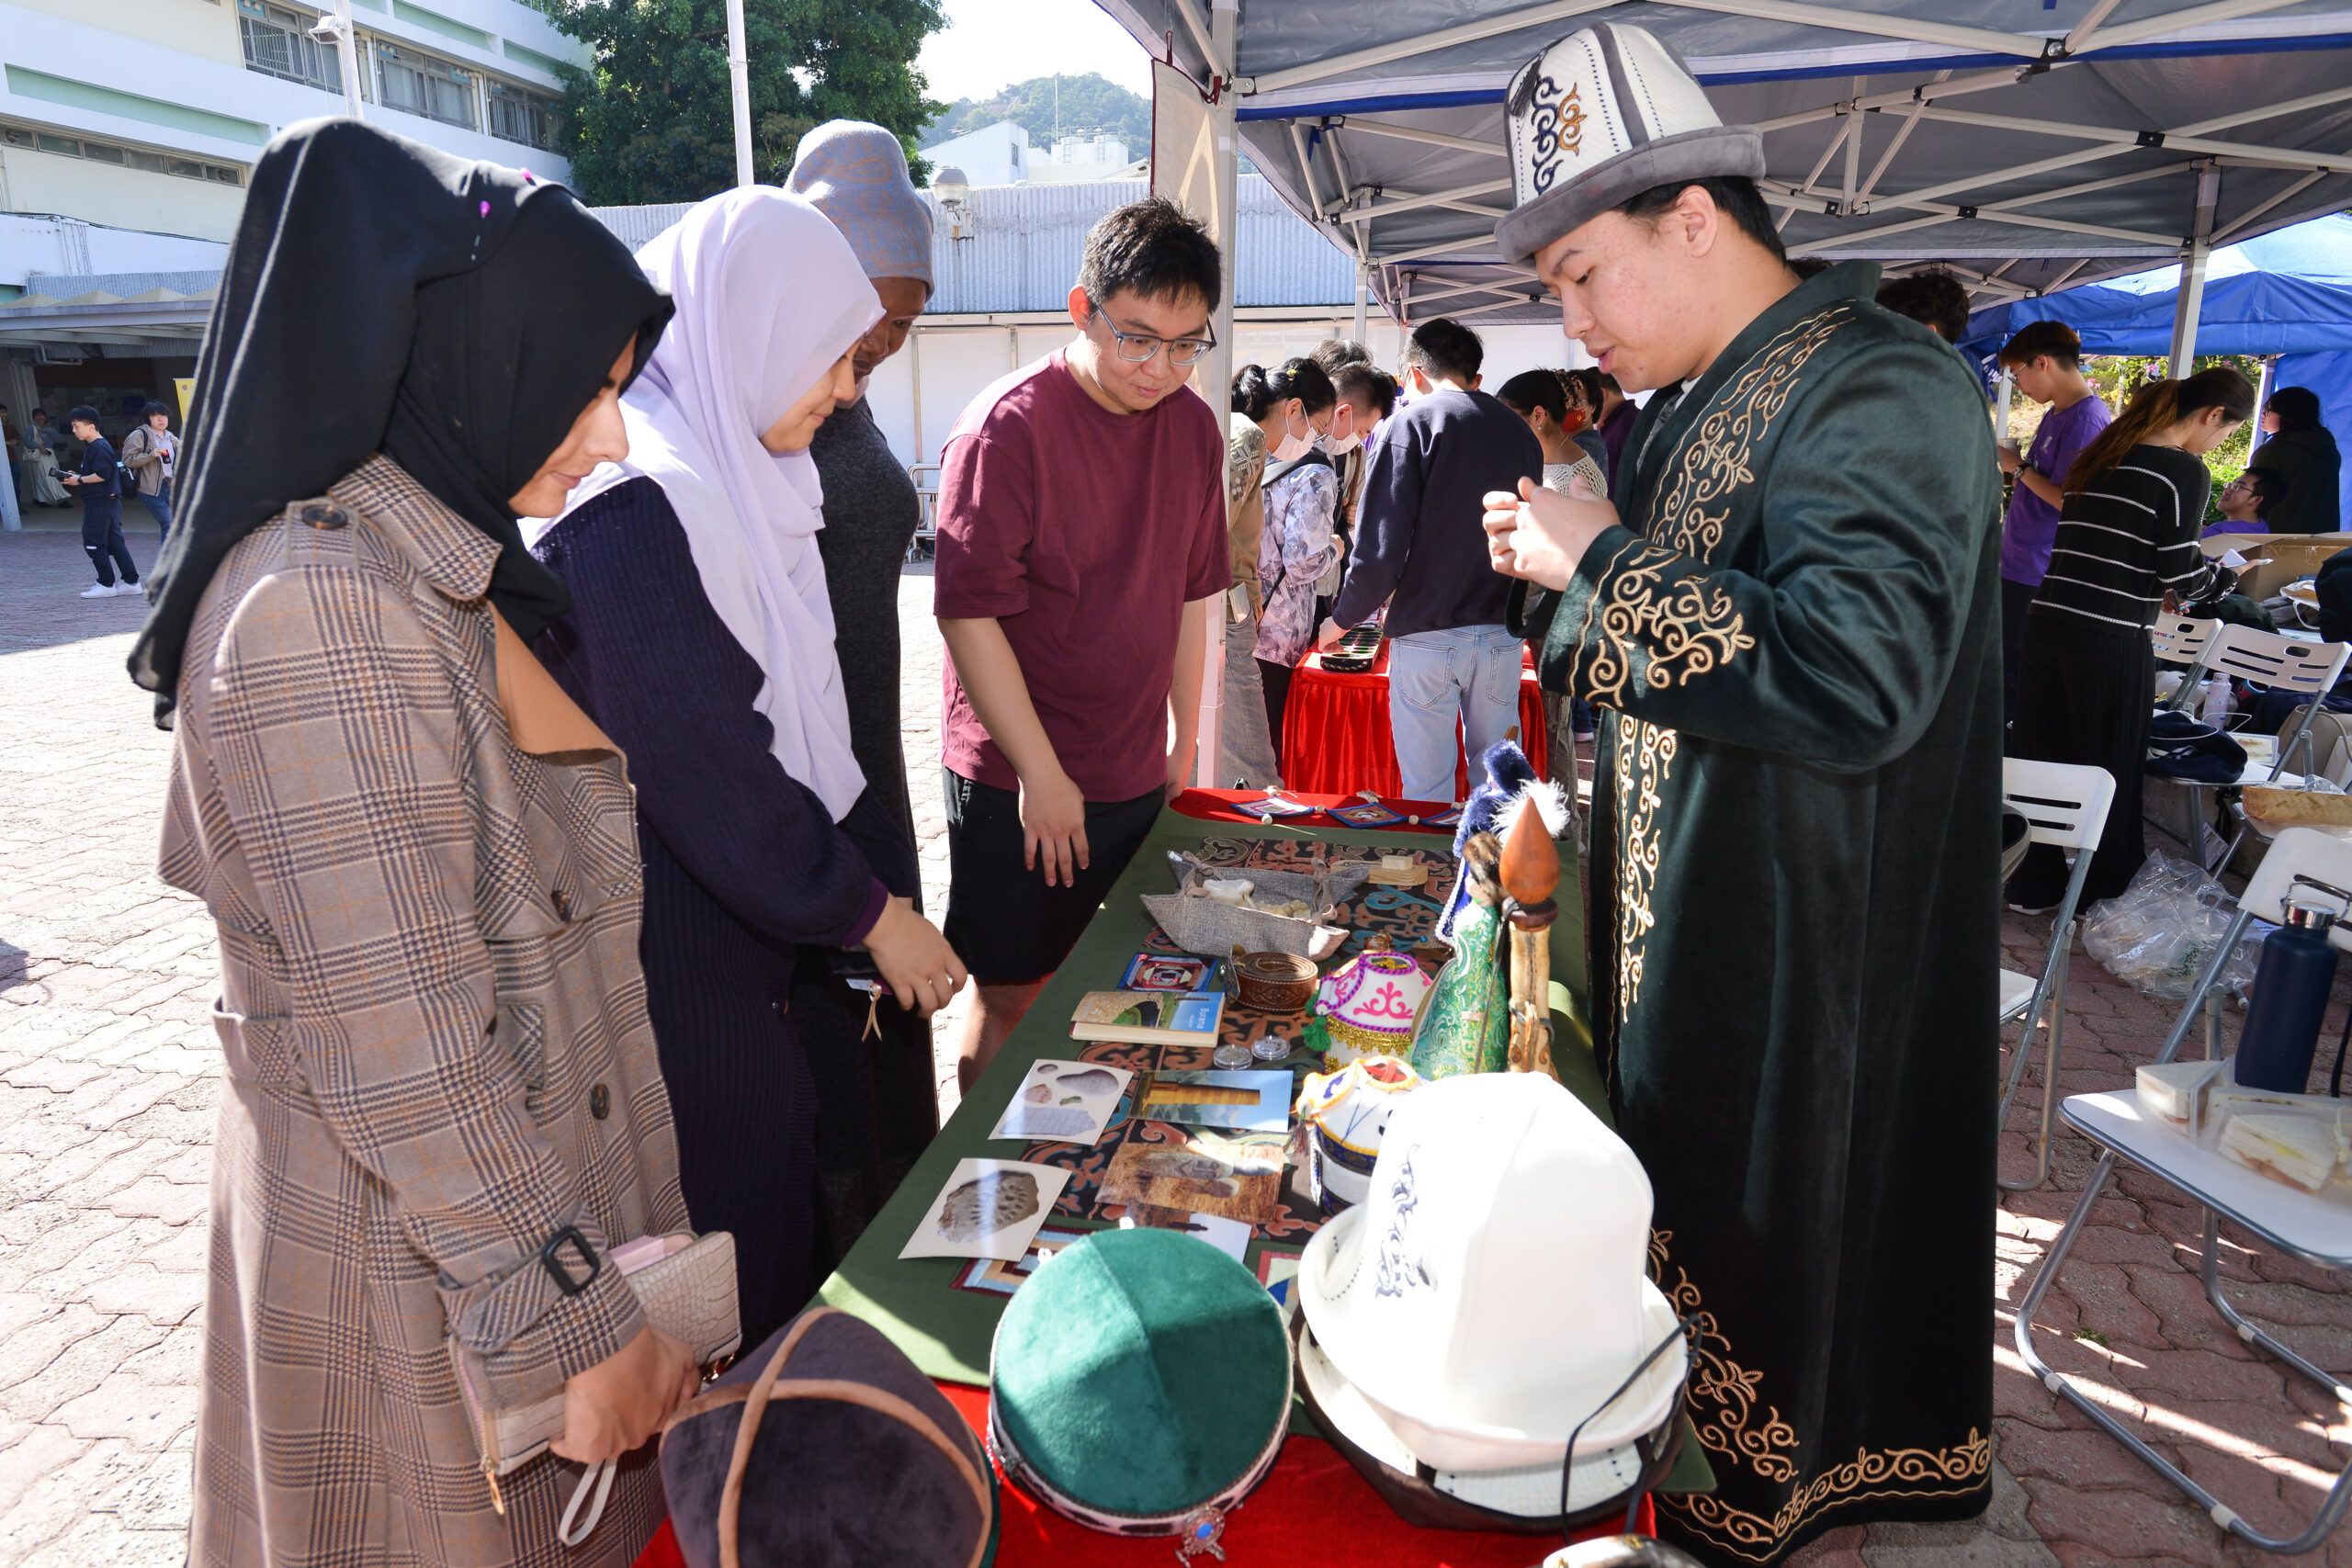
[[1957, 212, 2352, 524]]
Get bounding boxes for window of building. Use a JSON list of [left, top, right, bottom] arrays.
[[239, 0, 342, 93], [375, 41, 476, 130], [0, 122, 245, 186], [483, 80, 555, 151]]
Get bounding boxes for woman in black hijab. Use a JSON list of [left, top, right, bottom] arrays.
[[141, 119, 694, 1568]]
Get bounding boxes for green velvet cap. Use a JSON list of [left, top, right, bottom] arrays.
[[989, 1229, 1291, 1525]]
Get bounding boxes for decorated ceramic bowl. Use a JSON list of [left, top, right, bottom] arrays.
[[1295, 1057, 1425, 1212], [1310, 946, 1433, 1068]]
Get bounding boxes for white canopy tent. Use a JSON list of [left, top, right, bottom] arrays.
[[1102, 0, 2352, 338], [1115, 0, 2352, 785]]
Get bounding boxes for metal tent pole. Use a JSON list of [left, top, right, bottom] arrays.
[[2169, 163, 2221, 379], [725, 0, 754, 187], [1353, 263, 1370, 343], [1194, 0, 1241, 789], [330, 0, 365, 118]]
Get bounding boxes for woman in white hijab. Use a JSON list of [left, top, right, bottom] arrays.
[[527, 187, 965, 1344]]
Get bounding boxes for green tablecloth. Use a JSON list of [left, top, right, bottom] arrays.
[[816, 802, 1711, 1495]]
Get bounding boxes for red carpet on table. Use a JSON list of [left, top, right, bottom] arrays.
[[630, 1380, 1652, 1568]]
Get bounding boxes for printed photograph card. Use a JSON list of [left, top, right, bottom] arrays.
[[899, 1158, 1072, 1261], [1132, 1069, 1292, 1133], [1099, 1129, 1287, 1227], [989, 1058, 1134, 1145]]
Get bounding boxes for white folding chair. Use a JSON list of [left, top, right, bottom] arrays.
[[2165, 626, 2352, 869], [2015, 828, 2352, 1552], [2152, 611, 2222, 695], [1998, 761, 2117, 1191]]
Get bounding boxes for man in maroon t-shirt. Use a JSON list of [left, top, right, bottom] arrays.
[[935, 197, 1228, 1089]]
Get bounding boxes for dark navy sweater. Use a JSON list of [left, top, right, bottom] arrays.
[[532, 475, 913, 939], [1329, 386, 1543, 637], [530, 475, 919, 1340]]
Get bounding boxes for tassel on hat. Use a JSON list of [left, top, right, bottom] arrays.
[[1495, 23, 1767, 267]]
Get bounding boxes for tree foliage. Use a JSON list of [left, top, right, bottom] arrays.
[[922, 72, 1148, 153], [546, 0, 944, 207]]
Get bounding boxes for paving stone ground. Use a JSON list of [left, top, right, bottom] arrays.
[[5, 521, 2351, 1565]]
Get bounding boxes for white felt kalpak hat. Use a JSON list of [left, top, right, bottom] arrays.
[[1495, 23, 1765, 267], [1296, 1072, 1684, 1473]]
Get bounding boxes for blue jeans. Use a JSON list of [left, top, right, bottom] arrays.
[[1386, 624, 1525, 802], [142, 479, 172, 540]]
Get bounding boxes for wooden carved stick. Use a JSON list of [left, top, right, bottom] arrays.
[[1499, 798, 1561, 1080]]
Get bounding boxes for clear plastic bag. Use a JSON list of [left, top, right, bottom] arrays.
[[2080, 852, 2264, 999]]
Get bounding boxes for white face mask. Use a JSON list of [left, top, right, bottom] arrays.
[[1271, 407, 1313, 463], [1318, 429, 1361, 457]]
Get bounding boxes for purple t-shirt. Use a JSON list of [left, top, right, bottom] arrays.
[[2000, 393, 2112, 586]]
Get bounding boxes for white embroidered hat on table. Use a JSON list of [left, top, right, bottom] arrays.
[[1295, 1072, 1684, 1477]]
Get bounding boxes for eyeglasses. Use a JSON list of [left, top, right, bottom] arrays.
[[1086, 299, 1216, 367]]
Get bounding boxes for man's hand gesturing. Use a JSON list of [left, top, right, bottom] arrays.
[[1482, 476, 1620, 592]]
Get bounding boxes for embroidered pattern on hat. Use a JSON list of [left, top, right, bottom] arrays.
[[1525, 74, 1588, 197], [1372, 1151, 1432, 1297]]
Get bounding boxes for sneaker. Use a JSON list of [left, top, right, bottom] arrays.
[[78, 582, 116, 598], [2005, 897, 2062, 916], [113, 581, 141, 597]]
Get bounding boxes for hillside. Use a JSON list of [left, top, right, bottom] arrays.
[[923, 73, 1149, 152]]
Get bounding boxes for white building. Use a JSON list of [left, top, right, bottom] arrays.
[[0, 0, 584, 518], [1025, 133, 1135, 185], [921, 120, 1027, 188]]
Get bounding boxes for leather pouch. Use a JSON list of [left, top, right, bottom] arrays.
[[452, 1229, 742, 1541]]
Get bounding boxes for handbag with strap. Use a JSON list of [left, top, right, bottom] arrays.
[[450, 1228, 742, 1544]]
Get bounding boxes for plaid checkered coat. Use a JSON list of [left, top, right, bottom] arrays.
[[160, 457, 690, 1567]]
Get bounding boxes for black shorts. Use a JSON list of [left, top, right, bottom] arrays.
[[942, 769, 1164, 986]]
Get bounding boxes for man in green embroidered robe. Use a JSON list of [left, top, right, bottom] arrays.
[[1484, 26, 2004, 1565]]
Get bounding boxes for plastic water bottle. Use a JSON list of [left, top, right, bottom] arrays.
[[2235, 898, 2342, 1093], [2201, 677, 2233, 726]]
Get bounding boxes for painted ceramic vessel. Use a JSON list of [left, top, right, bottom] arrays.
[[1311, 948, 1433, 1067], [1409, 894, 1512, 1079], [1296, 1056, 1425, 1212]]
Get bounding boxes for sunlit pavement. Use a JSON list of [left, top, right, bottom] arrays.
[[4, 524, 2349, 1564]]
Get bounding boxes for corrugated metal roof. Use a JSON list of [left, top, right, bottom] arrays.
[[931, 175, 1353, 312], [586, 175, 1355, 315], [19, 271, 221, 299], [591, 203, 698, 252]]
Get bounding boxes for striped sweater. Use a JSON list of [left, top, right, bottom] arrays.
[[2030, 444, 2227, 632]]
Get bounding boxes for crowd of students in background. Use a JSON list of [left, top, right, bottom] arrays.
[[1974, 304, 2344, 914], [1224, 320, 1653, 793], [1214, 266, 2340, 922]]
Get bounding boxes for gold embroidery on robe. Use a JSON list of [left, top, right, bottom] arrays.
[[1614, 713, 1677, 1011], [1590, 303, 1860, 1019], [1653, 306, 1855, 562], [1647, 1231, 1989, 1561]]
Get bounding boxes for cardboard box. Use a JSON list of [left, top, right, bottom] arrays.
[[2200, 533, 2352, 600]]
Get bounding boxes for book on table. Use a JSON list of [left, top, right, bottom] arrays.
[[1069, 989, 1225, 1048]]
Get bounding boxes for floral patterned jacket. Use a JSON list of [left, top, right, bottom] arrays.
[[1251, 458, 1340, 668]]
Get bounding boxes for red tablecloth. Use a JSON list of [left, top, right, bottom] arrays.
[[1167, 786, 1460, 832], [631, 1380, 1652, 1568], [1278, 645, 1548, 798]]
